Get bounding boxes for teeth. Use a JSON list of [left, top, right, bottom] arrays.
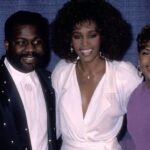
[[22, 56, 35, 63], [81, 49, 92, 52], [24, 57, 34, 60], [80, 49, 92, 56], [23, 55, 34, 58]]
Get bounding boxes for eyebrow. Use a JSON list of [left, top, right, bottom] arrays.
[[72, 29, 98, 33], [142, 48, 150, 51]]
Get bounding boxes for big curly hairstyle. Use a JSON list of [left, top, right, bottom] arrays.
[[137, 25, 150, 53], [51, 0, 132, 62]]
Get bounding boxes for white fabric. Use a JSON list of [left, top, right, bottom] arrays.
[[4, 58, 48, 150], [52, 59, 142, 150]]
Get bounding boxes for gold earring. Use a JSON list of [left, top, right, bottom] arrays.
[[99, 51, 109, 61], [70, 47, 74, 53], [100, 51, 106, 59]]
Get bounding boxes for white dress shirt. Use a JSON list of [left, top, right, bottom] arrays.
[[4, 58, 48, 150]]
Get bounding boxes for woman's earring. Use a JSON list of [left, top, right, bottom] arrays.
[[100, 51, 106, 60], [70, 47, 74, 53], [137, 65, 143, 77]]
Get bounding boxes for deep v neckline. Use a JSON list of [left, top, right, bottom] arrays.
[[74, 61, 107, 121]]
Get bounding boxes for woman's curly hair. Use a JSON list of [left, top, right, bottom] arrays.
[[137, 25, 150, 53], [51, 0, 132, 62]]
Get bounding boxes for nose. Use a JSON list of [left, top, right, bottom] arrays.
[[82, 38, 89, 48], [26, 42, 34, 52]]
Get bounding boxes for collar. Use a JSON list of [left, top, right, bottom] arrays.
[[62, 60, 116, 93], [4, 58, 36, 84]]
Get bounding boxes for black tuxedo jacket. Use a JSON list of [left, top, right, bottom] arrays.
[[0, 56, 56, 150]]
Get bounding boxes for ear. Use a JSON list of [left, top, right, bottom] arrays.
[[4, 41, 9, 51]]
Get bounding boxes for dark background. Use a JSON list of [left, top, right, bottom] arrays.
[[0, 0, 150, 71]]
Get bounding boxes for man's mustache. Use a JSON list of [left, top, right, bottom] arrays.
[[20, 52, 40, 58]]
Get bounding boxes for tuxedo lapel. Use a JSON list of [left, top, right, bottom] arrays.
[[36, 69, 56, 150], [0, 57, 32, 149]]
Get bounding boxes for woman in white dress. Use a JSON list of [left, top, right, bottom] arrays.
[[51, 0, 142, 149]]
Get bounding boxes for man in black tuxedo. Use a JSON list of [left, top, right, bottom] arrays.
[[0, 11, 56, 150]]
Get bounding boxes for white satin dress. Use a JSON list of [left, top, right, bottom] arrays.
[[52, 60, 142, 150]]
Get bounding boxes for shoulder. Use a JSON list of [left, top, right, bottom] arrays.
[[52, 59, 75, 89], [130, 82, 146, 99], [37, 68, 52, 79], [52, 59, 74, 80], [109, 60, 138, 73], [109, 60, 141, 81], [108, 60, 142, 94], [53, 59, 73, 72], [127, 82, 145, 113], [36, 69, 54, 91]]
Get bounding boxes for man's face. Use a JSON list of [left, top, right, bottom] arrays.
[[5, 24, 45, 73]]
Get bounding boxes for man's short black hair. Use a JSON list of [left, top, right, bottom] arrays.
[[5, 10, 49, 42]]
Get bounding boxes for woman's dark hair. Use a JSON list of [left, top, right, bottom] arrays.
[[51, 0, 132, 62], [137, 25, 150, 53]]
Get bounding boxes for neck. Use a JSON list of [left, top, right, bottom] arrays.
[[78, 57, 104, 71], [146, 79, 150, 89], [77, 58, 105, 80]]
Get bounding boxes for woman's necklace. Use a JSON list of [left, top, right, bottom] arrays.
[[87, 75, 90, 80], [77, 62, 91, 80]]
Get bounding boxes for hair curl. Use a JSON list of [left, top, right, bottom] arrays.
[[51, 0, 132, 62], [137, 25, 150, 53]]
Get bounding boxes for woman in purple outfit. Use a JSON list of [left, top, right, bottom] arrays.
[[124, 25, 150, 150]]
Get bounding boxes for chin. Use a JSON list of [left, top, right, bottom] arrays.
[[82, 58, 95, 63], [20, 64, 36, 73]]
